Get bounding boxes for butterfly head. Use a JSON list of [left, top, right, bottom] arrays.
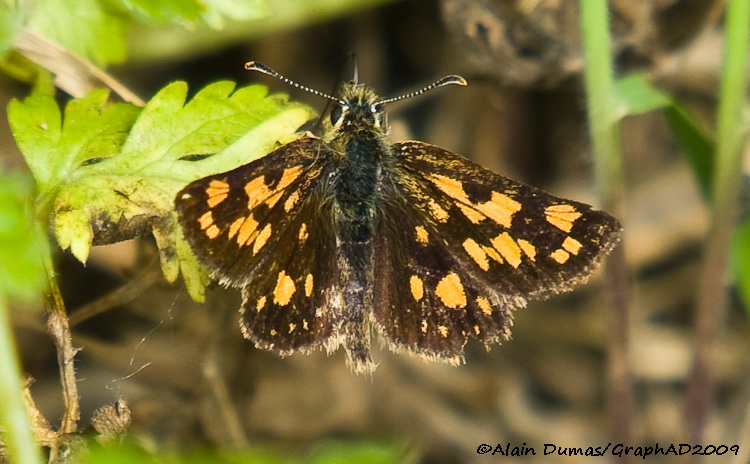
[[330, 83, 385, 132]]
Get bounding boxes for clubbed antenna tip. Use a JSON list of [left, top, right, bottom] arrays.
[[245, 61, 342, 103], [378, 75, 468, 105]]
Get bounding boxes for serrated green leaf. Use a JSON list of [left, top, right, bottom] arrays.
[[9, 89, 141, 195], [9, 81, 313, 301], [0, 172, 46, 304], [26, 0, 126, 65]]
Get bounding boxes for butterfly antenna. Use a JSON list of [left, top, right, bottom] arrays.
[[246, 61, 344, 104], [378, 75, 467, 105]]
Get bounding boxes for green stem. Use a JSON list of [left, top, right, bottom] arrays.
[[579, 2, 624, 198], [687, 0, 750, 442], [579, 0, 632, 451], [0, 295, 44, 464]]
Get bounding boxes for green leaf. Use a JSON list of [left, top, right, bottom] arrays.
[[615, 75, 750, 316], [200, 0, 270, 28], [78, 439, 407, 464], [81, 443, 154, 464], [125, 0, 396, 63], [0, 172, 46, 304], [111, 0, 205, 25], [662, 105, 715, 197], [9, 89, 139, 193], [9, 81, 313, 301], [309, 440, 408, 464], [111, 0, 269, 27], [614, 74, 672, 116], [615, 74, 715, 197], [26, 0, 126, 65]]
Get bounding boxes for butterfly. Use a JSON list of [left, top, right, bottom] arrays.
[[175, 61, 622, 374]]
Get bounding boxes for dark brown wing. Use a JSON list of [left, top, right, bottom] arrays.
[[371, 141, 621, 362], [176, 137, 340, 354]]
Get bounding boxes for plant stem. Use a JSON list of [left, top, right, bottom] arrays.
[[42, 250, 80, 454], [687, 0, 750, 443], [578, 0, 632, 451]]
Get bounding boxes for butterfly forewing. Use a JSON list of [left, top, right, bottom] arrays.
[[395, 141, 621, 296], [368, 141, 621, 361], [176, 137, 339, 353]]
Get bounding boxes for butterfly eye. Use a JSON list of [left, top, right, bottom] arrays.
[[330, 104, 345, 125], [371, 103, 383, 115]]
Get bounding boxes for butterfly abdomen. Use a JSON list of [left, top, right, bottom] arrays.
[[328, 131, 389, 373]]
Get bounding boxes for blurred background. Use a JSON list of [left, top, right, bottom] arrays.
[[3, 0, 750, 462]]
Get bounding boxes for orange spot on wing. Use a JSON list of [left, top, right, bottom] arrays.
[[236, 215, 259, 246], [545, 204, 582, 233], [228, 216, 245, 239], [206, 180, 229, 207], [462, 238, 490, 271], [198, 211, 213, 230], [415, 226, 429, 244], [410, 275, 424, 301], [244, 176, 272, 211], [457, 204, 485, 223], [562, 236, 582, 255], [427, 199, 449, 222], [550, 248, 570, 264], [490, 232, 522, 268], [273, 270, 296, 306], [305, 274, 314, 297], [517, 239, 537, 261], [435, 272, 467, 308], [284, 190, 301, 212], [476, 296, 493, 316], [428, 174, 470, 203], [252, 224, 272, 254], [205, 224, 220, 239], [474, 192, 522, 228]]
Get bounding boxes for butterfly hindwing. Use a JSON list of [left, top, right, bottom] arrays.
[[238, 190, 339, 354], [373, 195, 516, 362]]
